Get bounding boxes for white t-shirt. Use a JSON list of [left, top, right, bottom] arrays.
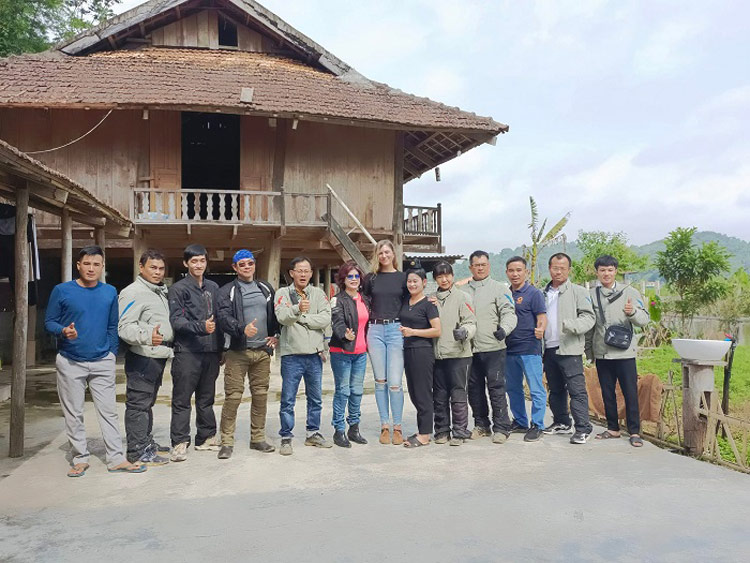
[[545, 287, 560, 348]]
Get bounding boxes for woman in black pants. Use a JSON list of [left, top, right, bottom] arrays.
[[399, 268, 441, 447]]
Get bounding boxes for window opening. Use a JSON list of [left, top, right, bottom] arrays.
[[218, 15, 238, 47]]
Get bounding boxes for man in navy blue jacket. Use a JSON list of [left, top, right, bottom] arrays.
[[45, 246, 146, 477]]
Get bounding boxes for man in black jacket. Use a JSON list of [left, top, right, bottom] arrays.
[[215, 250, 279, 459], [168, 244, 222, 462]]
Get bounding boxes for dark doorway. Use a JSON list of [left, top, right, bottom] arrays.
[[181, 112, 240, 220]]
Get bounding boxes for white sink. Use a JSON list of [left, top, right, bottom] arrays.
[[672, 339, 731, 362]]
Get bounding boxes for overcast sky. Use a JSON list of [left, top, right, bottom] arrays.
[[118, 0, 750, 254]]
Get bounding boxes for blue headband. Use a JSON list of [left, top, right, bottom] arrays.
[[233, 249, 255, 264]]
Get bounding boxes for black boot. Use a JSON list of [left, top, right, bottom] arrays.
[[333, 430, 351, 448], [347, 424, 368, 445]]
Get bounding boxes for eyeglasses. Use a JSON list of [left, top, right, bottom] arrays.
[[293, 269, 312, 275], [346, 273, 360, 280]]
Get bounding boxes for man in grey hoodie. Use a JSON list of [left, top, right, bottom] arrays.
[[118, 249, 174, 465]]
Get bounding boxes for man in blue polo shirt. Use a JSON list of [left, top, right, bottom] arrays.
[[45, 246, 146, 477], [504, 256, 547, 442]]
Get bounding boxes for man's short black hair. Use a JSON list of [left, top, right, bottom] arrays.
[[469, 250, 490, 264], [506, 255, 527, 268], [289, 256, 313, 271], [548, 252, 572, 267], [78, 245, 104, 260], [595, 255, 619, 270], [139, 249, 166, 266], [432, 261, 453, 279], [183, 244, 207, 262]]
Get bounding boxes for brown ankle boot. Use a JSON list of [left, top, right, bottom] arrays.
[[379, 427, 390, 444], [392, 428, 404, 445]]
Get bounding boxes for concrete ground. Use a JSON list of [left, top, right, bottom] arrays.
[[1, 359, 750, 562]]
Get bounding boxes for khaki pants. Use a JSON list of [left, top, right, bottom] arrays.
[[220, 348, 271, 446]]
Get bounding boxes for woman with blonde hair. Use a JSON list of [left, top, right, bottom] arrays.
[[363, 240, 407, 445]]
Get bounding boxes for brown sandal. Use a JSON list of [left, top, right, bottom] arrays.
[[379, 427, 390, 445], [392, 428, 404, 446]]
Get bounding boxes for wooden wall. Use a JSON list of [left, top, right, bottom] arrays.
[[151, 10, 273, 52], [0, 108, 148, 224], [284, 121, 396, 231]]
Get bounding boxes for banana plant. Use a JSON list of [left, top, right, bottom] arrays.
[[522, 196, 570, 285]]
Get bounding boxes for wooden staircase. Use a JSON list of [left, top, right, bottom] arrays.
[[322, 184, 375, 272]]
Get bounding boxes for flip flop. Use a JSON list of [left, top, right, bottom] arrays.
[[108, 463, 147, 474], [67, 463, 89, 478], [595, 430, 621, 440], [629, 436, 644, 448], [403, 434, 430, 448]]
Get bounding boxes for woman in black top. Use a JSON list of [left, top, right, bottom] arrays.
[[399, 267, 441, 447], [363, 240, 408, 445]]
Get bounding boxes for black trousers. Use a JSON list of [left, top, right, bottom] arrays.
[[468, 349, 511, 435], [433, 357, 471, 439], [404, 346, 435, 435], [124, 351, 166, 462], [543, 348, 592, 434], [596, 358, 640, 435], [170, 351, 220, 446]]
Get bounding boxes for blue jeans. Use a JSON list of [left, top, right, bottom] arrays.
[[279, 354, 323, 438], [505, 354, 546, 429], [367, 323, 404, 426], [330, 352, 367, 432]]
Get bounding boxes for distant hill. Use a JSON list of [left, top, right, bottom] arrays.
[[451, 231, 750, 281]]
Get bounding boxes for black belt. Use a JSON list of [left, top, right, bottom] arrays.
[[370, 318, 400, 325]]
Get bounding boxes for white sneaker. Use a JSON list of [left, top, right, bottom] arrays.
[[194, 436, 221, 451], [171, 442, 188, 462]]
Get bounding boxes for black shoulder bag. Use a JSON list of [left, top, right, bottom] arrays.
[[595, 287, 633, 350]]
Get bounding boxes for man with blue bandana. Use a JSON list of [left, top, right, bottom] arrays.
[[215, 249, 279, 459]]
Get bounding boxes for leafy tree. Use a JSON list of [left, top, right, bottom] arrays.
[[655, 227, 731, 333], [522, 196, 569, 285], [571, 230, 648, 283], [0, 0, 120, 57], [711, 269, 750, 336]]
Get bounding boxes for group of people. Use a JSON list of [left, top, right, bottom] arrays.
[[44, 239, 649, 477]]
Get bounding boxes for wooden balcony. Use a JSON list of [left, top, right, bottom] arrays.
[[132, 188, 328, 227], [131, 189, 443, 252]]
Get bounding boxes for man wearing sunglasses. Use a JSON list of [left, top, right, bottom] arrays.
[[215, 249, 280, 459]]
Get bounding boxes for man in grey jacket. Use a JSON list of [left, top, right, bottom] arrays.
[[274, 256, 332, 456], [586, 255, 650, 447], [542, 253, 596, 444], [118, 249, 174, 465], [461, 250, 517, 444]]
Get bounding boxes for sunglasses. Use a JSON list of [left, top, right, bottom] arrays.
[[346, 273, 361, 279]]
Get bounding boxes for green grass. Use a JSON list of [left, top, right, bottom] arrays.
[[637, 344, 750, 405]]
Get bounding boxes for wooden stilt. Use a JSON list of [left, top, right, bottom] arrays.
[[61, 208, 73, 282], [95, 226, 106, 282], [9, 185, 29, 458]]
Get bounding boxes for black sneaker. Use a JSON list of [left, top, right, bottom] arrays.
[[524, 425, 544, 442], [543, 422, 573, 435], [570, 432, 589, 444], [217, 445, 233, 459], [510, 420, 529, 434], [434, 432, 450, 444]]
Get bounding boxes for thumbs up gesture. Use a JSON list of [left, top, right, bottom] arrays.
[[152, 323, 164, 346], [624, 297, 634, 316], [62, 322, 78, 340], [205, 315, 216, 334], [299, 296, 310, 313], [244, 318, 259, 338]]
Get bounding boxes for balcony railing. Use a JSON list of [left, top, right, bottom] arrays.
[[404, 204, 441, 237], [132, 189, 328, 226]]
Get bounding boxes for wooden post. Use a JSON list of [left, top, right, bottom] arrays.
[[680, 359, 719, 456], [10, 185, 29, 458], [313, 267, 320, 287], [272, 120, 287, 236], [263, 236, 282, 289], [61, 208, 73, 282], [132, 228, 147, 280], [323, 266, 331, 298], [94, 225, 106, 282], [392, 131, 405, 267]]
